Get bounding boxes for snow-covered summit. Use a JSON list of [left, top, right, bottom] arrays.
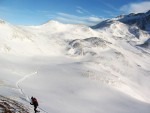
[[41, 20, 64, 26]]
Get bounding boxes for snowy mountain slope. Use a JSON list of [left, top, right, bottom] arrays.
[[0, 11, 150, 113], [91, 10, 150, 56], [0, 19, 100, 56], [67, 37, 110, 56]]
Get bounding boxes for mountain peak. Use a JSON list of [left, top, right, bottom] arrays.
[[42, 20, 62, 26], [116, 14, 126, 19]]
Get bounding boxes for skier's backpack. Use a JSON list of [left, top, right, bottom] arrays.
[[32, 97, 38, 106]]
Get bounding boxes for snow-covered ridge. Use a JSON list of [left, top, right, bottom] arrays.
[[92, 10, 150, 31], [0, 18, 99, 56]]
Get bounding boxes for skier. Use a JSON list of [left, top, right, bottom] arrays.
[[30, 96, 39, 113]]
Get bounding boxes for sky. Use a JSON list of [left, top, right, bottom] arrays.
[[0, 0, 150, 26]]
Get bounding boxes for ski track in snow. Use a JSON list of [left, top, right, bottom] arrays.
[[16, 71, 37, 96], [16, 71, 48, 113], [16, 71, 38, 103]]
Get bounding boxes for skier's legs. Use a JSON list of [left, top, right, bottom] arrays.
[[34, 104, 37, 113]]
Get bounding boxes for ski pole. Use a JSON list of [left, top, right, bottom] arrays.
[[38, 106, 49, 113]]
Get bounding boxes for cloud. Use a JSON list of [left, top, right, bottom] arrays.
[[120, 1, 150, 13], [76, 6, 92, 15], [103, 3, 118, 12], [76, 9, 83, 14], [38, 7, 104, 25], [55, 12, 105, 26], [55, 17, 88, 25], [87, 17, 102, 22]]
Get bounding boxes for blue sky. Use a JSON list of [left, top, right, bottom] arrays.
[[0, 0, 150, 25]]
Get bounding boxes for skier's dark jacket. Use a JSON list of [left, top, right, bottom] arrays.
[[31, 97, 38, 106]]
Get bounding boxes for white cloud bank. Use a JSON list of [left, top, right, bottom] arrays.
[[120, 1, 150, 13], [54, 12, 105, 26]]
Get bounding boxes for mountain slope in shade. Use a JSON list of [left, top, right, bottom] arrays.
[[138, 38, 150, 50]]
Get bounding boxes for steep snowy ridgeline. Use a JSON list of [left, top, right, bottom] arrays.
[[119, 10, 150, 31], [92, 10, 150, 44], [92, 10, 150, 31]]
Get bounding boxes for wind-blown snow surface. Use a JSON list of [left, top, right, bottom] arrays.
[[0, 11, 150, 113]]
